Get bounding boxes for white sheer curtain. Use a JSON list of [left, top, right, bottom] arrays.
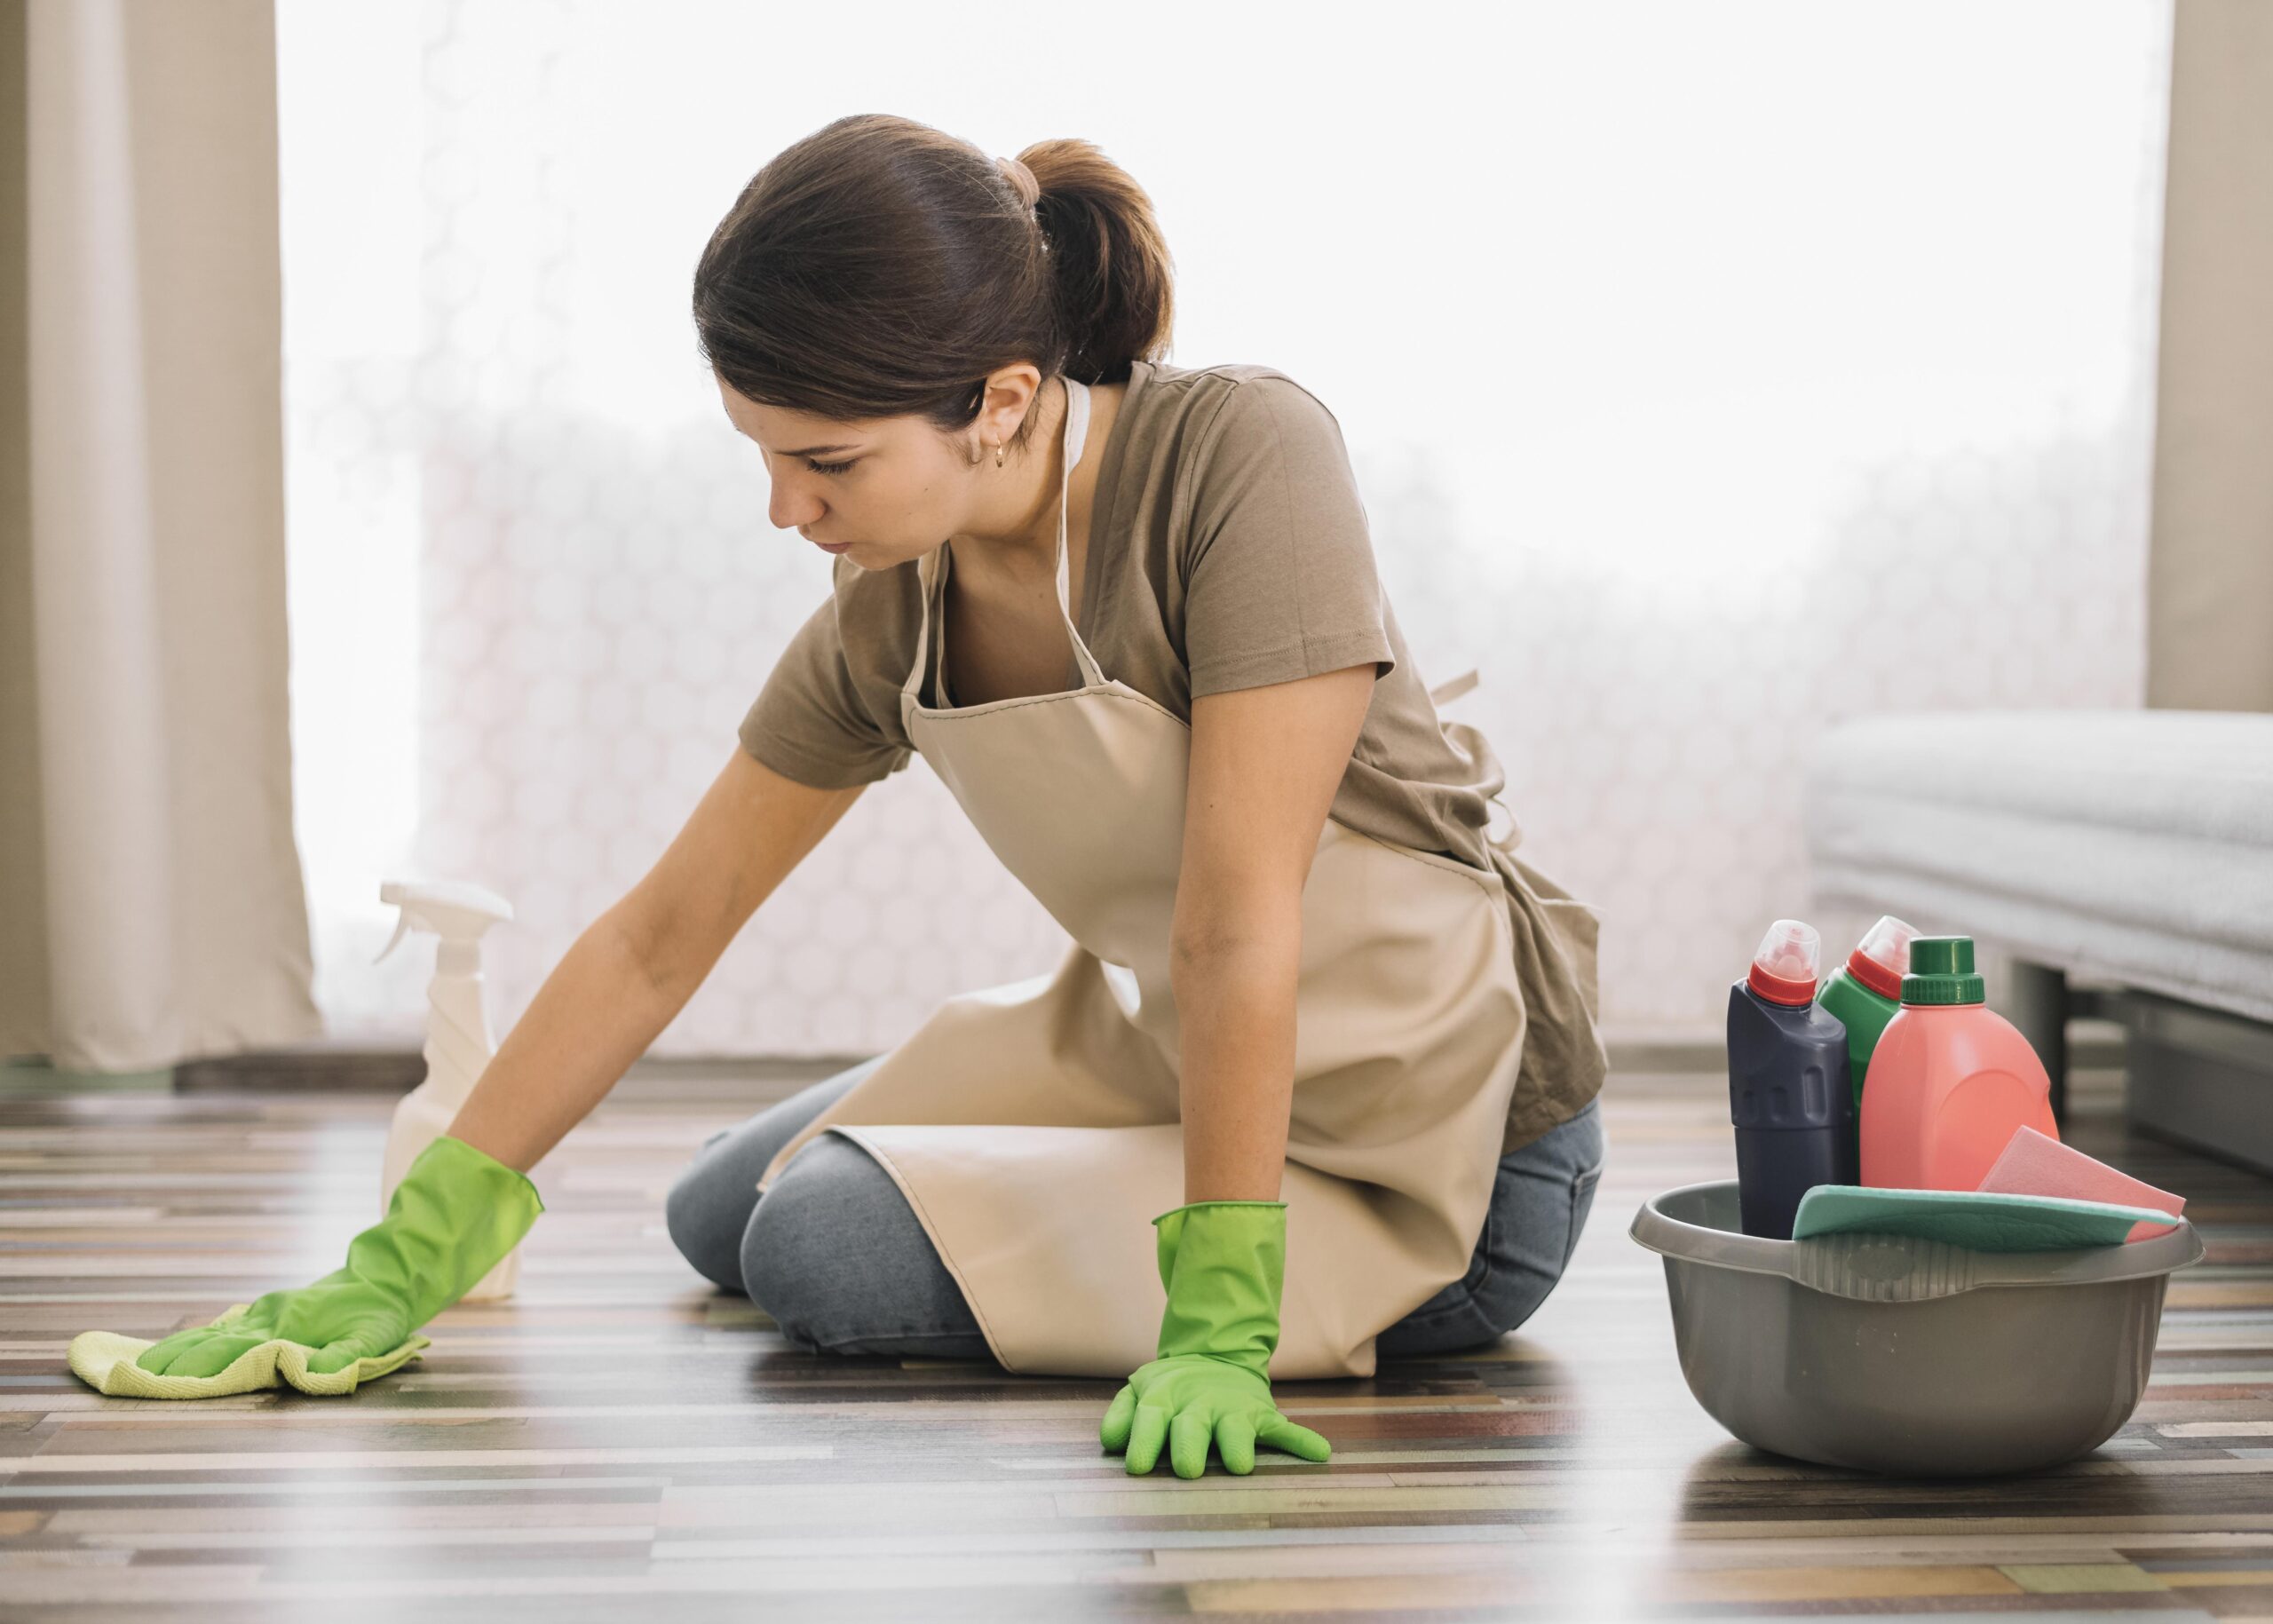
[[277, 0, 2173, 1049]]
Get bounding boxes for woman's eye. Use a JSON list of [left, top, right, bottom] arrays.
[[807, 458, 856, 475]]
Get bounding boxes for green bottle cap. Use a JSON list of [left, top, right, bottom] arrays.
[[1902, 936, 1985, 1005]]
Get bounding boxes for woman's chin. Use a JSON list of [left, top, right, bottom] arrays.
[[844, 542, 925, 571]]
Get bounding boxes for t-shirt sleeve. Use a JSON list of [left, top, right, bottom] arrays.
[[737, 588, 914, 788], [1181, 374, 1398, 698]]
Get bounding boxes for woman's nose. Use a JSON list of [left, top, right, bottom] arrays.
[[770, 492, 824, 530]]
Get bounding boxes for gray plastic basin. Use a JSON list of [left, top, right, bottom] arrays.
[[1630, 1179, 2205, 1477]]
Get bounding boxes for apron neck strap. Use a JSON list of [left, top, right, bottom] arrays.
[[907, 376, 1105, 704], [1052, 378, 1105, 688]]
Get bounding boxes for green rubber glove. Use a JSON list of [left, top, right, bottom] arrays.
[[67, 1134, 543, 1398], [1099, 1199, 1334, 1478]]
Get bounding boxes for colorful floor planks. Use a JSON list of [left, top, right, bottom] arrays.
[[2, 1060, 2270, 1620]]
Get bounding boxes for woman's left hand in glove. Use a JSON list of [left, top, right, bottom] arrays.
[[1099, 1199, 1334, 1478]]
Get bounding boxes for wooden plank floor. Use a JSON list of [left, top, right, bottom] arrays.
[[4, 1060, 2271, 1621]]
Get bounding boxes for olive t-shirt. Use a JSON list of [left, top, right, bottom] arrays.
[[739, 358, 1604, 1150]]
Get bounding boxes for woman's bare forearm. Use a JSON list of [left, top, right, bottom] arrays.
[[1172, 930, 1302, 1204], [436, 749, 866, 1176], [441, 908, 695, 1175]]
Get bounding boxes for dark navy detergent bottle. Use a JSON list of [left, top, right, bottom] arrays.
[[1727, 918, 1854, 1240]]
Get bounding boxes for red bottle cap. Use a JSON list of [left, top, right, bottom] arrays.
[[1846, 914, 1919, 1002], [1746, 918, 1821, 1007]]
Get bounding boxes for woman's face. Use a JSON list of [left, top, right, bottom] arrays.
[[718, 370, 1043, 573]]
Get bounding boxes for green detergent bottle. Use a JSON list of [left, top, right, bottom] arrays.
[[1817, 915, 1919, 1166]]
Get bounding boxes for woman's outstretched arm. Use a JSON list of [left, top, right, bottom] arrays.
[[445, 747, 867, 1172]]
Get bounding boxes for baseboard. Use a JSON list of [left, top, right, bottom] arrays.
[[1604, 1032, 2126, 1076], [18, 1028, 2138, 1095], [165, 1048, 878, 1093]]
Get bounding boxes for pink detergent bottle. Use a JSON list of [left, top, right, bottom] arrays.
[[1858, 935, 2059, 1192]]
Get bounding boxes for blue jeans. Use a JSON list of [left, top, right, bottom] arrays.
[[664, 1058, 1604, 1361]]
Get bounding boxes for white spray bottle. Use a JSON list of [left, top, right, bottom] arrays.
[[375, 876, 521, 1300]]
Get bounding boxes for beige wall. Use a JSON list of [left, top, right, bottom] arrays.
[[2149, 0, 2273, 713]]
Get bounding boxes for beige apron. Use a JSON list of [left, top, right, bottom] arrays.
[[756, 376, 1539, 1380]]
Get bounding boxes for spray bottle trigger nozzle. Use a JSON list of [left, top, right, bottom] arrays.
[[374, 911, 414, 966]]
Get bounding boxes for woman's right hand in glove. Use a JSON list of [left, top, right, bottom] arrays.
[[122, 1134, 543, 1385]]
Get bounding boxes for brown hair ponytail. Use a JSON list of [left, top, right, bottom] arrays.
[[692, 114, 1176, 456]]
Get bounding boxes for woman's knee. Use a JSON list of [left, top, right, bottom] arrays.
[[664, 1142, 752, 1294], [662, 1061, 883, 1295], [739, 1134, 986, 1358]]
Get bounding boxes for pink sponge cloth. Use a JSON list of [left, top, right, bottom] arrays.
[[1976, 1126, 2184, 1241]]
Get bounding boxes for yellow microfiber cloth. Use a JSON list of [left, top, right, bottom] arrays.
[[68, 1307, 432, 1398]]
